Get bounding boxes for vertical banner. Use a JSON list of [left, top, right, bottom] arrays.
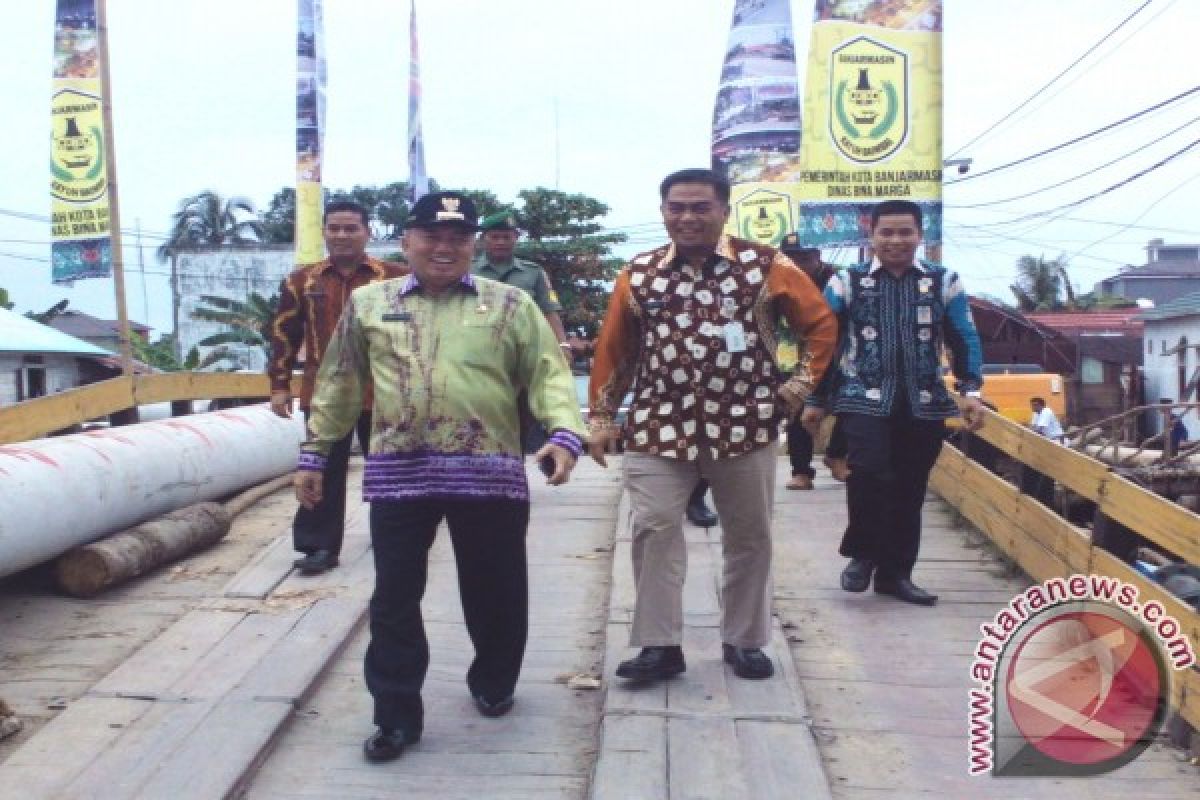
[[797, 1, 943, 248], [406, 1, 429, 204], [295, 0, 327, 264], [50, 0, 112, 284], [711, 0, 802, 246]]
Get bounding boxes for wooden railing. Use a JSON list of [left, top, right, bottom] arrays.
[[0, 373, 301, 445], [932, 409, 1200, 728]]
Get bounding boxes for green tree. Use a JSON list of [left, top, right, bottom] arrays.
[[189, 292, 278, 370], [0, 288, 13, 310], [157, 190, 265, 262], [261, 187, 298, 244], [511, 188, 626, 337], [131, 332, 198, 371], [1010, 254, 1071, 312]]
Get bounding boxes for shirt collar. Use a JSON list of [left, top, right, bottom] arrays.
[[314, 256, 379, 277], [663, 234, 735, 270], [868, 256, 928, 275], [399, 271, 478, 296]]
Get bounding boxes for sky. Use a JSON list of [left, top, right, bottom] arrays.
[[1, 0, 1197, 335]]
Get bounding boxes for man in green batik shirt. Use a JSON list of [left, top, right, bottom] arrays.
[[295, 191, 586, 765]]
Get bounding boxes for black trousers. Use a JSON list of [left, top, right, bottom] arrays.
[[364, 498, 530, 734], [839, 411, 944, 580], [293, 411, 372, 558], [786, 414, 848, 477]]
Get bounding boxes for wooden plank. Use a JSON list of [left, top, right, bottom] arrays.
[[963, 416, 1200, 564], [682, 540, 720, 615], [133, 694, 293, 800], [0, 376, 134, 444], [90, 609, 245, 699], [169, 609, 302, 699], [736, 719, 833, 800], [667, 625, 730, 715], [224, 535, 297, 599], [237, 597, 367, 703], [667, 716, 749, 800], [133, 372, 272, 405], [589, 714, 667, 800]]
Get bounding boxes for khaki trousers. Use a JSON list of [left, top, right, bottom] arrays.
[[623, 442, 778, 649]]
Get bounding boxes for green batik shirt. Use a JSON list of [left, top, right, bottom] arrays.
[[297, 273, 585, 502], [471, 255, 562, 314]]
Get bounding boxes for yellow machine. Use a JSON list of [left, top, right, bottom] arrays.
[[944, 369, 1067, 426]]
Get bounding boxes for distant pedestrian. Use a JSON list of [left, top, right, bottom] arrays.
[[802, 199, 985, 607]]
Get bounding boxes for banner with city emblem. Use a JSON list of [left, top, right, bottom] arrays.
[[50, 0, 112, 284], [711, 0, 802, 247], [295, 0, 327, 264], [797, 0, 943, 248]]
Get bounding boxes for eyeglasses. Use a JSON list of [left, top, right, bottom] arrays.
[[663, 202, 719, 217]]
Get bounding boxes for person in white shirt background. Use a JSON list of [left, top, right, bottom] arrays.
[[1029, 397, 1064, 442]]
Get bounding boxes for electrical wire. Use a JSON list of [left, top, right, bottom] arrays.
[[945, 85, 1200, 185], [947, 0, 1154, 159]]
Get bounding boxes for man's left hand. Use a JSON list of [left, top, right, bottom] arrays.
[[533, 442, 577, 486], [961, 396, 986, 432]]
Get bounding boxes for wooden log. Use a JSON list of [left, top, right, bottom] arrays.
[[54, 503, 232, 597]]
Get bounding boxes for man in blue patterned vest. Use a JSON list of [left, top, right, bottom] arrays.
[[802, 200, 985, 606]]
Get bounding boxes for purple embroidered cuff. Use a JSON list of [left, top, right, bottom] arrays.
[[548, 429, 584, 458], [297, 451, 327, 472]]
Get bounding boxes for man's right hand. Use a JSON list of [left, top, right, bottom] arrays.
[[270, 390, 293, 418], [294, 470, 323, 509], [800, 406, 826, 438], [587, 421, 616, 468]]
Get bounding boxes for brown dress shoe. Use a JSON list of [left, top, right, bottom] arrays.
[[785, 475, 814, 490]]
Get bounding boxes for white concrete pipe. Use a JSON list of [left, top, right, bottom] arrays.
[[0, 404, 304, 579]]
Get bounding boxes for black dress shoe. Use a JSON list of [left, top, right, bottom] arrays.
[[363, 727, 419, 763], [722, 644, 775, 680], [685, 485, 719, 527], [840, 558, 875, 592], [615, 646, 686, 682], [874, 576, 938, 606], [473, 693, 515, 718], [295, 549, 338, 575]]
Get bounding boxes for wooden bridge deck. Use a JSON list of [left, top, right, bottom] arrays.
[[1, 458, 1196, 799]]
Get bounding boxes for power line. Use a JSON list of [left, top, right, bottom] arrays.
[[946, 0, 1154, 159], [945, 85, 1200, 185], [1066, 170, 1200, 261], [952, 114, 1200, 208]]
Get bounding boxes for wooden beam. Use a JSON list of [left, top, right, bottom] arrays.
[[0, 377, 134, 444], [932, 448, 1200, 729], [963, 408, 1200, 564]]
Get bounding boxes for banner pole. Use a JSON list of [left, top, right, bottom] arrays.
[[95, 0, 133, 376]]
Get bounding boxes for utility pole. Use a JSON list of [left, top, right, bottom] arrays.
[[96, 0, 133, 375], [136, 218, 149, 327]]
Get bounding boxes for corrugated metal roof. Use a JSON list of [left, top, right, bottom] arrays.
[[49, 310, 149, 338], [1026, 309, 1144, 333], [0, 308, 110, 356], [1138, 290, 1200, 321]]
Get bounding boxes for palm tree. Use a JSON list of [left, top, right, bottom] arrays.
[[1010, 254, 1069, 312], [157, 190, 265, 262], [189, 292, 278, 370]]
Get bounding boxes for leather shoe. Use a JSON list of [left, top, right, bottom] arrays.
[[686, 497, 719, 528], [785, 475, 814, 490], [363, 726, 419, 763], [722, 644, 775, 680], [874, 576, 938, 606], [615, 646, 686, 683], [473, 693, 515, 718], [294, 550, 338, 575], [840, 558, 875, 592]]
